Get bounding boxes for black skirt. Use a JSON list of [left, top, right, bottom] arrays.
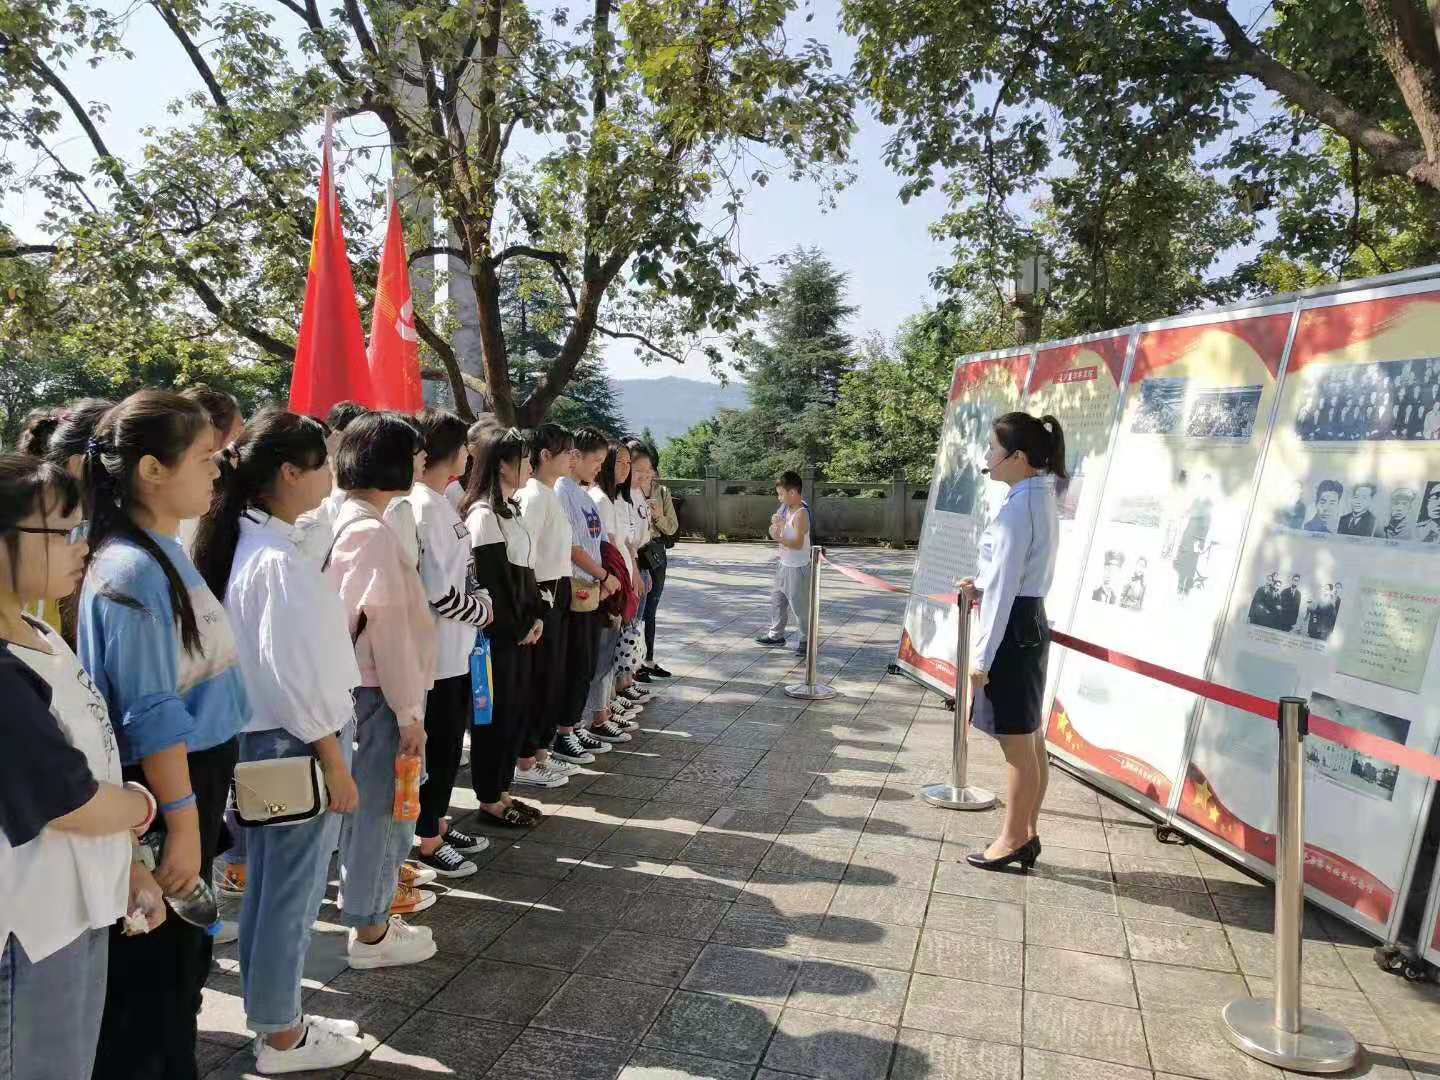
[[971, 596, 1049, 737]]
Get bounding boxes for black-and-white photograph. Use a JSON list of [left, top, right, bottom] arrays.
[[1337, 482, 1379, 537], [1302, 478, 1344, 534], [1132, 377, 1186, 434], [1246, 571, 1343, 641], [1184, 385, 1263, 440], [1306, 692, 1408, 801], [1418, 480, 1440, 544], [1278, 475, 1439, 546], [1111, 493, 1164, 529], [1092, 549, 1126, 605], [1119, 556, 1149, 611], [933, 404, 991, 516], [1295, 357, 1440, 442]]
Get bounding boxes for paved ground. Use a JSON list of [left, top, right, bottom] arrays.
[[201, 542, 1440, 1079]]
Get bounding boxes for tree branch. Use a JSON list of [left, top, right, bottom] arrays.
[[0, 243, 58, 258], [410, 244, 469, 265], [413, 309, 478, 421], [593, 323, 684, 364]]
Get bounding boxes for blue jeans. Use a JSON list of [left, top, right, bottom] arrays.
[[236, 723, 352, 1033], [338, 688, 414, 929], [0, 928, 108, 1080], [586, 625, 621, 716]]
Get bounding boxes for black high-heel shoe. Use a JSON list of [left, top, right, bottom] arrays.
[[966, 836, 1040, 872]]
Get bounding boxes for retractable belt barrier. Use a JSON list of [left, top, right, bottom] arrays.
[[811, 550, 1440, 1073]]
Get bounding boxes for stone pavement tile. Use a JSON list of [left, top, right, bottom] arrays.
[[532, 973, 674, 1044], [679, 833, 775, 871], [644, 990, 783, 1065], [762, 1008, 897, 1080], [1337, 945, 1440, 1003], [427, 958, 568, 1025], [739, 768, 817, 795], [805, 916, 921, 971], [1245, 976, 1390, 1045], [1024, 945, 1137, 1007], [1124, 919, 1237, 972], [524, 815, 622, 851], [534, 879, 648, 926], [1109, 852, 1207, 894], [903, 973, 1023, 1043], [1224, 926, 1357, 989], [681, 943, 803, 1004], [630, 801, 714, 833], [854, 833, 943, 861], [357, 1012, 522, 1079], [584, 773, 671, 800], [1376, 996, 1440, 1053], [1024, 991, 1149, 1068], [703, 808, 790, 838], [1404, 1049, 1440, 1076], [711, 908, 823, 953], [724, 789, 805, 814], [938, 808, 1007, 846], [619, 1047, 756, 1079], [1329, 1046, 1426, 1080], [739, 871, 839, 917], [196, 1039, 237, 1077], [656, 781, 742, 808], [694, 745, 769, 768], [1115, 883, 1222, 927], [654, 861, 754, 902], [481, 911, 609, 971], [619, 892, 731, 940], [1103, 825, 1179, 859], [1030, 843, 1114, 881], [914, 928, 1023, 989], [1024, 902, 1128, 957], [757, 841, 852, 882], [1196, 853, 1269, 899], [456, 870, 560, 906], [1022, 1048, 1153, 1080], [487, 840, 590, 880], [610, 755, 694, 780], [932, 860, 1027, 904], [778, 819, 866, 850], [889, 1028, 1022, 1080], [300, 985, 422, 1049], [1098, 801, 1154, 829], [842, 849, 937, 890], [1024, 872, 1118, 914], [865, 797, 953, 841], [924, 893, 1024, 943], [481, 1027, 636, 1080], [675, 762, 754, 788], [1131, 961, 1247, 1018], [199, 974, 260, 1049], [828, 882, 930, 927], [1211, 891, 1332, 939], [790, 792, 878, 822], [563, 853, 672, 892], [406, 897, 524, 954], [599, 825, 696, 861], [323, 947, 470, 1004], [1141, 1011, 1282, 1080], [578, 929, 706, 987], [1031, 815, 1108, 853], [787, 960, 911, 1025]]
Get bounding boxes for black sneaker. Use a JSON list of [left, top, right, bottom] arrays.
[[754, 632, 786, 646], [552, 732, 596, 764], [576, 728, 613, 753], [415, 842, 478, 879], [644, 663, 672, 679], [588, 720, 632, 743], [634, 669, 653, 683], [443, 827, 488, 855]]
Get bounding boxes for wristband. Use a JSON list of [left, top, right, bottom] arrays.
[[159, 793, 196, 814], [125, 781, 158, 835]]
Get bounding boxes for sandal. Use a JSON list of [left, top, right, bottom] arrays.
[[509, 798, 544, 822], [480, 804, 532, 826]]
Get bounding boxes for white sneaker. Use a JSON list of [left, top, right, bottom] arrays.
[[347, 916, 438, 969], [253, 1022, 366, 1074], [514, 764, 570, 788], [546, 757, 581, 775], [305, 1015, 359, 1037]]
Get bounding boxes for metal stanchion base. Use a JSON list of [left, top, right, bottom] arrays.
[[1221, 998, 1359, 1073], [920, 783, 996, 811], [784, 682, 838, 700]]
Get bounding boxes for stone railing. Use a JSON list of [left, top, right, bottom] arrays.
[[664, 467, 928, 546]]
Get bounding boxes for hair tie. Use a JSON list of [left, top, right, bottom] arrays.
[[85, 436, 105, 456]]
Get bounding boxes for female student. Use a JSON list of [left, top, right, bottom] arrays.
[[627, 441, 676, 681], [584, 445, 635, 744], [515, 424, 581, 789], [323, 412, 439, 955], [77, 390, 250, 1079], [392, 409, 495, 878], [958, 412, 1065, 872], [190, 409, 368, 1073], [0, 454, 167, 1080], [611, 446, 651, 711], [463, 428, 547, 825]]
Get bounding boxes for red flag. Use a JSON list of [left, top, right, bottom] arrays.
[[367, 189, 424, 412], [288, 114, 373, 417]]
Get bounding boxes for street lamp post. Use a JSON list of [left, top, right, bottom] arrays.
[[1005, 254, 1049, 345]]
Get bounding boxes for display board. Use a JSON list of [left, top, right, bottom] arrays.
[[1424, 857, 1440, 966], [897, 351, 1032, 692], [1175, 283, 1440, 936], [1044, 307, 1296, 810], [1023, 332, 1134, 710]]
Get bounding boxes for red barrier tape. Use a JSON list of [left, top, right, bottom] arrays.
[[821, 553, 1440, 783]]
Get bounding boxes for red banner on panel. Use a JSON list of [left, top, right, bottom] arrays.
[[1287, 290, 1440, 372], [1130, 312, 1294, 383], [1031, 333, 1130, 389], [948, 354, 1032, 403]]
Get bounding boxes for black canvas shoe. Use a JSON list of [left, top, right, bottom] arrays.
[[415, 842, 478, 879], [443, 827, 488, 855], [643, 663, 672, 678]]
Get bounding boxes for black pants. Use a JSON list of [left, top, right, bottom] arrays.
[[94, 739, 238, 1080], [418, 673, 470, 839], [471, 642, 533, 802], [642, 562, 667, 661], [562, 607, 600, 730], [526, 579, 569, 754]]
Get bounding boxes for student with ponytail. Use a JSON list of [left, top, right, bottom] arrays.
[[190, 408, 368, 1073], [957, 411, 1066, 874], [76, 390, 249, 1079]]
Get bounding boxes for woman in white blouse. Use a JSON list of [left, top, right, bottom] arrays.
[[957, 412, 1066, 873], [192, 409, 368, 1074]]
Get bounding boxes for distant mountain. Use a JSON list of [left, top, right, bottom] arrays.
[[615, 376, 749, 445]]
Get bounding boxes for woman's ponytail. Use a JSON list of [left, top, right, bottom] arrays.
[[1039, 415, 1068, 482]]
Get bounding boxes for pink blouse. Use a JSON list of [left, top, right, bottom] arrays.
[[323, 497, 437, 726]]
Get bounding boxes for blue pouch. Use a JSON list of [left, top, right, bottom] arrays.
[[470, 632, 494, 727]]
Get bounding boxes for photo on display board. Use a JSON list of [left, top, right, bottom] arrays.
[[1277, 475, 1440, 547], [1246, 570, 1344, 642], [1419, 480, 1440, 543], [1295, 356, 1440, 443], [1306, 691, 1409, 802], [1184, 385, 1264, 440], [1090, 550, 1150, 610], [932, 403, 992, 516], [1133, 377, 1187, 434]]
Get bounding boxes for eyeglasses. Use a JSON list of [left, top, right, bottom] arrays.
[[9, 523, 88, 545]]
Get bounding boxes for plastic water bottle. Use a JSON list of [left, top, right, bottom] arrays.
[[137, 828, 223, 936], [393, 755, 422, 822]]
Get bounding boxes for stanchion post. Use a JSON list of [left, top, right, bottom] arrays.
[[784, 546, 837, 701], [921, 587, 995, 811], [1221, 697, 1358, 1072]]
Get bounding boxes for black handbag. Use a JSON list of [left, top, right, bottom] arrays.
[[638, 537, 668, 572]]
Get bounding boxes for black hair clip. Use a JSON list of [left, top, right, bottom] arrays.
[[85, 436, 105, 456]]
